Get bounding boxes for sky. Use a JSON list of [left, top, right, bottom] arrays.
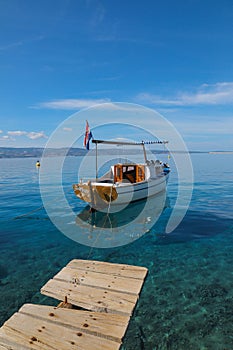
[[0, 0, 232, 151]]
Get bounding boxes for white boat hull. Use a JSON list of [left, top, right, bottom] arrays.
[[73, 173, 169, 212], [115, 175, 167, 203]]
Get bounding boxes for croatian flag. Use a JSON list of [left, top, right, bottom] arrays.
[[84, 120, 93, 150]]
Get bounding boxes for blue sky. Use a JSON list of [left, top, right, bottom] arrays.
[[0, 0, 232, 150]]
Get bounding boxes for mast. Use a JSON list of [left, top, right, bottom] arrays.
[[142, 142, 147, 163], [95, 142, 98, 180]]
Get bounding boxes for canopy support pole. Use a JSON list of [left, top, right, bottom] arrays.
[[142, 143, 147, 163], [95, 142, 98, 180]]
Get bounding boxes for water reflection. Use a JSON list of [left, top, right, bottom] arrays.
[[74, 190, 170, 248]]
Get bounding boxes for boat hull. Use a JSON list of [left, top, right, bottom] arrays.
[[73, 173, 169, 211]]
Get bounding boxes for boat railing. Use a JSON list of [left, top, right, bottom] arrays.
[[78, 177, 114, 184]]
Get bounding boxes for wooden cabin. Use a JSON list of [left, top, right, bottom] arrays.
[[114, 164, 145, 183]]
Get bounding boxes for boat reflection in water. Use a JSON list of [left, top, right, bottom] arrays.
[[75, 190, 169, 248]]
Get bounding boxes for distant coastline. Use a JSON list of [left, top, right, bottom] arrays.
[[0, 147, 86, 158], [0, 147, 232, 158], [208, 151, 233, 154]]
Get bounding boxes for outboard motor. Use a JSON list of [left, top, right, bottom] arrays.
[[163, 163, 170, 174]]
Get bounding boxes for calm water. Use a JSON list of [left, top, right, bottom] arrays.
[[0, 154, 233, 349]]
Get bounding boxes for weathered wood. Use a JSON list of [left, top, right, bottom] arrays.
[[41, 278, 138, 316], [41, 259, 148, 317], [0, 344, 15, 350], [53, 265, 145, 295], [68, 259, 148, 280], [19, 304, 130, 343], [0, 260, 148, 350], [0, 304, 124, 350], [0, 335, 32, 350]]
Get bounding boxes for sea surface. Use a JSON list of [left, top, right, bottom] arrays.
[[0, 153, 233, 349]]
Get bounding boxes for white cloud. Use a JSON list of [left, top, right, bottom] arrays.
[[90, 2, 105, 27], [0, 41, 23, 51], [0, 135, 13, 142], [137, 82, 233, 106], [63, 127, 73, 131], [34, 98, 111, 110], [174, 118, 233, 135], [27, 131, 47, 140], [0, 36, 44, 52], [85, 0, 106, 28], [7, 130, 47, 140], [0, 130, 3, 133], [8, 131, 27, 136]]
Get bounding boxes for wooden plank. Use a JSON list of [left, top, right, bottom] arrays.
[[19, 304, 130, 343], [0, 343, 17, 350], [53, 266, 145, 295], [0, 334, 32, 350], [68, 259, 148, 280], [41, 260, 148, 316], [41, 279, 138, 316], [0, 345, 9, 350], [0, 344, 9, 350], [0, 308, 121, 350]]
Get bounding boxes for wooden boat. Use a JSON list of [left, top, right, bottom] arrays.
[[73, 139, 170, 211]]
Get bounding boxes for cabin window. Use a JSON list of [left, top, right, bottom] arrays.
[[114, 164, 144, 183], [122, 166, 136, 183], [114, 165, 123, 183], [116, 167, 121, 177], [136, 165, 145, 182], [138, 167, 143, 177]]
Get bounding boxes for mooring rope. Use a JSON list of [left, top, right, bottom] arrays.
[[13, 205, 44, 220], [103, 185, 113, 228], [86, 185, 114, 259], [12, 194, 64, 221]]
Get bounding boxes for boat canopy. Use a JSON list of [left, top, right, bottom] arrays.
[[92, 139, 168, 146], [91, 139, 168, 179]]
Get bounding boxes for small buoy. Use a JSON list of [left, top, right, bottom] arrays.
[[36, 160, 40, 168]]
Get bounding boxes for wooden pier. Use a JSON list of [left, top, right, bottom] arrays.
[[0, 259, 148, 349]]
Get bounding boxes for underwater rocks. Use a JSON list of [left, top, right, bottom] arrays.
[[195, 283, 228, 304], [0, 264, 8, 280]]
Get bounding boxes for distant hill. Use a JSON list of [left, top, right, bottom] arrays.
[[0, 147, 87, 158]]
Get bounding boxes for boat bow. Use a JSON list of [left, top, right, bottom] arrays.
[[73, 182, 118, 205]]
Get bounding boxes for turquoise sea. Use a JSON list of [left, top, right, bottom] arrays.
[[0, 153, 233, 349]]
